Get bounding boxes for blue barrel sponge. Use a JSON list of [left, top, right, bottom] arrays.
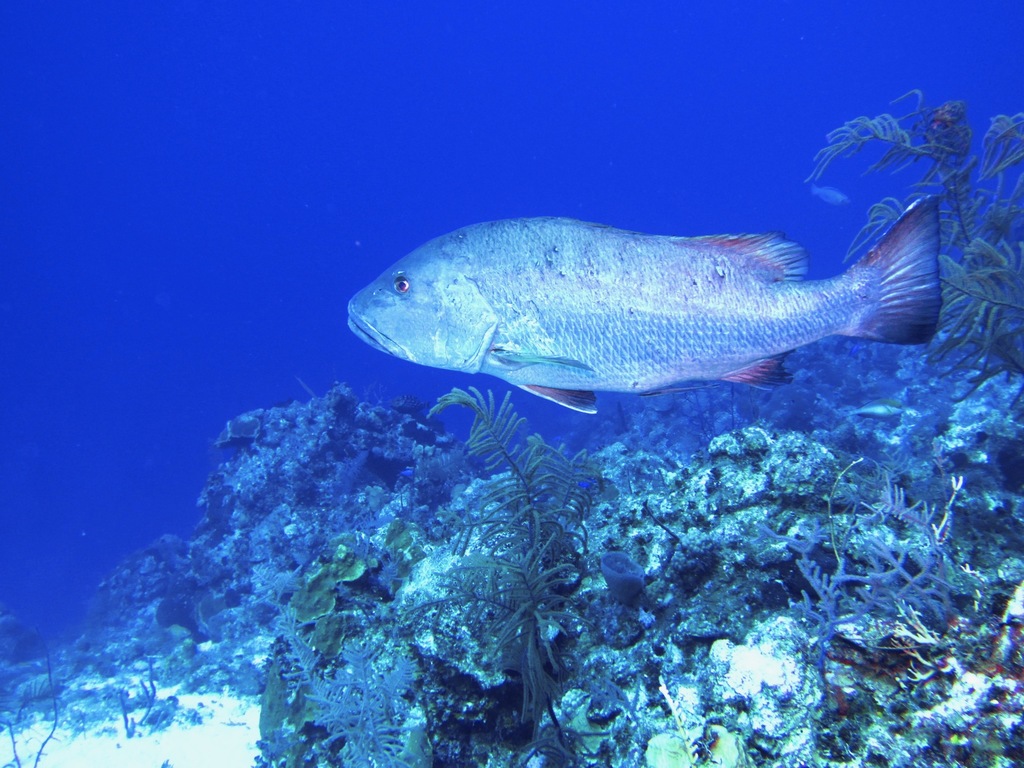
[[600, 551, 645, 604]]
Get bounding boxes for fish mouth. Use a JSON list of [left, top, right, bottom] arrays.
[[347, 313, 409, 361]]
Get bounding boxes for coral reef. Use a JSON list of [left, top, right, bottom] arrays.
[[2, 364, 1022, 767]]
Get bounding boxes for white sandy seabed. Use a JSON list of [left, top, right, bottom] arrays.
[[1, 691, 261, 768]]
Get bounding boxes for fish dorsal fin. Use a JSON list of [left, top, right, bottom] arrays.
[[519, 384, 597, 413], [687, 233, 809, 282]]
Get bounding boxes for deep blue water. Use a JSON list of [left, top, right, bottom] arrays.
[[1, 1, 1020, 637]]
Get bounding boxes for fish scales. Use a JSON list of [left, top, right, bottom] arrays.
[[441, 221, 826, 379], [348, 198, 940, 412]]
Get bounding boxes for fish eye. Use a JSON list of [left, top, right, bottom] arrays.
[[393, 274, 411, 294]]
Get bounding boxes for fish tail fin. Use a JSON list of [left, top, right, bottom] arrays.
[[845, 196, 941, 344]]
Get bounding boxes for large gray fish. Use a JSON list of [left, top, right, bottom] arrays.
[[348, 198, 940, 413]]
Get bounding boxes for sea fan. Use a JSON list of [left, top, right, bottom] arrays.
[[426, 387, 598, 743], [308, 640, 415, 767], [811, 92, 1024, 408]]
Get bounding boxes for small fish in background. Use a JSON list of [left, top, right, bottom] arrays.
[[851, 398, 904, 418], [810, 183, 851, 206]]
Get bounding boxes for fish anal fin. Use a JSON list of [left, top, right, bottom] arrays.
[[722, 354, 793, 387], [688, 233, 809, 282], [520, 385, 597, 413]]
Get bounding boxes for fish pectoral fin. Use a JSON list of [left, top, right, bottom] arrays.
[[490, 347, 594, 371], [722, 354, 793, 387], [519, 385, 597, 414]]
